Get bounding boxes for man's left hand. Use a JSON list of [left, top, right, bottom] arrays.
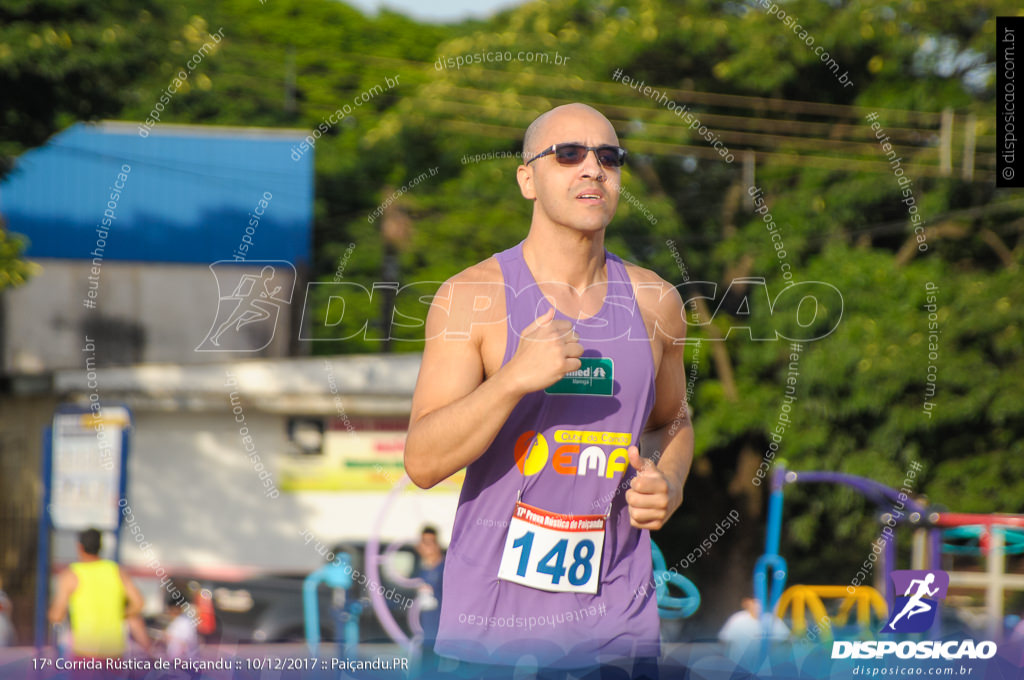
[[624, 445, 683, 530]]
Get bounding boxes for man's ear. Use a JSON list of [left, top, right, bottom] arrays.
[[517, 164, 536, 200]]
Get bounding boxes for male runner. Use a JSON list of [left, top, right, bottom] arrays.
[[404, 103, 693, 672], [48, 528, 149, 659]]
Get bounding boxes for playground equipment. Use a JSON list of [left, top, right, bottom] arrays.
[[364, 475, 427, 656], [755, 463, 1024, 640], [303, 553, 361, 657], [923, 513, 1024, 638], [755, 464, 931, 623], [775, 585, 886, 640], [651, 541, 701, 619], [942, 525, 1024, 556]]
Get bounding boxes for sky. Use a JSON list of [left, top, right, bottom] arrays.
[[343, 0, 527, 23]]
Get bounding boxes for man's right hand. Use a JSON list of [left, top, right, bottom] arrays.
[[503, 307, 584, 394]]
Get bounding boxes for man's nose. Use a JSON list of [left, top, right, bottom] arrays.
[[578, 149, 606, 181]]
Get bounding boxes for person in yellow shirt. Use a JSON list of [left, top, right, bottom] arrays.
[[47, 528, 149, 659]]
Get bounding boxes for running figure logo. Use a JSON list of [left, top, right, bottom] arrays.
[[883, 570, 949, 633], [196, 261, 296, 352]]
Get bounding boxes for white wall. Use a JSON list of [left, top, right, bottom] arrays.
[[3, 259, 294, 374], [118, 411, 458, 576]]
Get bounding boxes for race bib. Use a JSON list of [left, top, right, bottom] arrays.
[[497, 501, 605, 594]]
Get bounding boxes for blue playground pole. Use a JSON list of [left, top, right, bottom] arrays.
[[883, 527, 896, 605], [33, 427, 53, 652], [753, 463, 789, 665], [754, 463, 789, 615], [765, 465, 786, 558], [304, 554, 356, 658], [114, 426, 131, 564]]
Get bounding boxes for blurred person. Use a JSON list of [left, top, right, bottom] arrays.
[[48, 528, 151, 659], [126, 614, 154, 656], [415, 526, 445, 672], [194, 587, 218, 642], [718, 596, 790, 662], [0, 576, 14, 646], [405, 103, 693, 677], [162, 586, 199, 661], [1010, 612, 1024, 645]]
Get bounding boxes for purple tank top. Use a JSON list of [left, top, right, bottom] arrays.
[[435, 241, 660, 668]]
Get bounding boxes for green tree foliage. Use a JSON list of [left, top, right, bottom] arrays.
[[0, 224, 38, 291], [0, 0, 173, 176]]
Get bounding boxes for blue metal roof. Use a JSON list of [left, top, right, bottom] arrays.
[[1, 122, 313, 265]]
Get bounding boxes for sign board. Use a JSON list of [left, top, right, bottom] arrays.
[[279, 417, 463, 492], [50, 406, 131, 531]]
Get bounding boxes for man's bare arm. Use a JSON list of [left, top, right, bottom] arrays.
[[404, 275, 583, 488], [120, 568, 145, 618], [626, 280, 694, 530], [47, 570, 75, 624]]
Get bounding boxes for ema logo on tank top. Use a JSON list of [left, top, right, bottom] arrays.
[[514, 428, 632, 479]]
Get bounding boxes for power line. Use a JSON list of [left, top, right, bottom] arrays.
[[431, 118, 995, 181], [404, 95, 988, 164], [435, 85, 974, 144]]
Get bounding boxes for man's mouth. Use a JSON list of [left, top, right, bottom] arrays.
[[576, 190, 604, 203]]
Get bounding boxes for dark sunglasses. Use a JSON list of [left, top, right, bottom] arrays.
[[525, 143, 627, 168]]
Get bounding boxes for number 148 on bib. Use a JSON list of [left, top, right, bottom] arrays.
[[497, 502, 605, 594]]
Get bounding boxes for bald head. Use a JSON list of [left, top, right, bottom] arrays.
[[522, 103, 618, 163]]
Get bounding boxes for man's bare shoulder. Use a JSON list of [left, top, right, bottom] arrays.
[[428, 257, 507, 333], [444, 257, 503, 288], [621, 260, 686, 338], [621, 261, 684, 307], [434, 257, 505, 306], [57, 568, 77, 588]]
